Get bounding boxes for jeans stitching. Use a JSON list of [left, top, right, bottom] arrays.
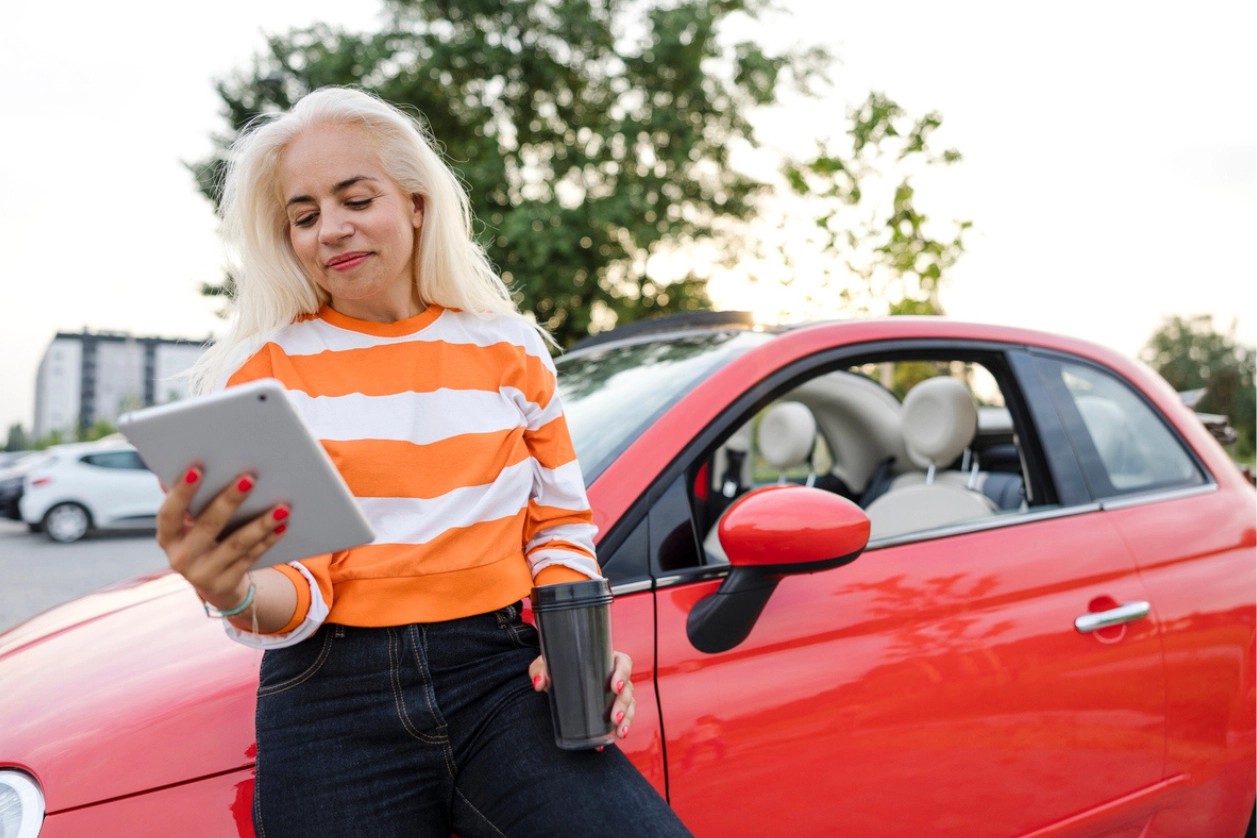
[[454, 787, 509, 838], [389, 626, 446, 745], [256, 628, 335, 697]]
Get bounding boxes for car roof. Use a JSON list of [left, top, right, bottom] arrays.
[[42, 438, 138, 457], [561, 311, 1121, 367]]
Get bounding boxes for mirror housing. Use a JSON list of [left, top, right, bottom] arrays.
[[688, 485, 870, 654]]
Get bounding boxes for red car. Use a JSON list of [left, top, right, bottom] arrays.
[[2, 315, 1254, 837]]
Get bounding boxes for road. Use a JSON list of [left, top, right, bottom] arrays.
[[0, 519, 170, 633]]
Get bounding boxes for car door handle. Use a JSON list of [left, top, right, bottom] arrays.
[[1074, 601, 1151, 634]]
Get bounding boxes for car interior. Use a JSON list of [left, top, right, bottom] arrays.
[[696, 358, 1032, 560]]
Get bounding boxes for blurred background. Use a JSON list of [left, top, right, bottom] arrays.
[[2, 0, 1253, 462]]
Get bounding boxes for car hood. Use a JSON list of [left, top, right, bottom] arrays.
[[0, 571, 260, 814]]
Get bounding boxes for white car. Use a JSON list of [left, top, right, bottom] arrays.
[[19, 440, 165, 543]]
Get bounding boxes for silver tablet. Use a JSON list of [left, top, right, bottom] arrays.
[[118, 378, 375, 567]]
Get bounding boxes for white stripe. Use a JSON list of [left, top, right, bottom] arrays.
[[358, 460, 535, 544], [529, 551, 603, 581], [532, 460, 590, 510], [288, 390, 529, 443], [526, 522, 598, 556], [527, 390, 564, 430]]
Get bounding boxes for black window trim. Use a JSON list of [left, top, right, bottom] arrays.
[[1019, 347, 1215, 502]]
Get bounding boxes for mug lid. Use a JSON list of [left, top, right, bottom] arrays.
[[530, 578, 613, 610]]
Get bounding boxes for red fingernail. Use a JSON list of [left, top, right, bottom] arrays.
[[615, 680, 626, 693], [595, 745, 605, 753], [237, 476, 254, 492], [533, 675, 543, 689], [619, 724, 630, 738], [184, 469, 199, 485], [272, 506, 289, 521], [275, 524, 287, 535]]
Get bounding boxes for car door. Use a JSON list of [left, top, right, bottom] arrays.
[[1017, 350, 1256, 836], [81, 450, 163, 527], [641, 346, 1169, 837]]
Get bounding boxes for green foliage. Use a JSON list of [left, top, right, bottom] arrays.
[[191, 0, 829, 347], [778, 91, 970, 318], [1141, 315, 1256, 461], [24, 420, 118, 451], [5, 425, 28, 453]]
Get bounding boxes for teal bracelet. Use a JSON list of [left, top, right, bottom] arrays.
[[204, 582, 256, 619]]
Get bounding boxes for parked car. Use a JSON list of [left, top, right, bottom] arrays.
[[1, 316, 1254, 837], [17, 440, 164, 543], [0, 452, 40, 522], [0, 450, 35, 469]]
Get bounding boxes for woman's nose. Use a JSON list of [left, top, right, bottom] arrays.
[[319, 211, 353, 243]]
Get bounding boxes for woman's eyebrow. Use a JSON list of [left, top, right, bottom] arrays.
[[285, 176, 380, 208]]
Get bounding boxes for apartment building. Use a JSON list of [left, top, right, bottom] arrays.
[[33, 330, 206, 439]]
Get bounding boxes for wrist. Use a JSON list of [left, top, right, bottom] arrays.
[[201, 579, 255, 619]]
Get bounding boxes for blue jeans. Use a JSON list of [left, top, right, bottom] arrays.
[[252, 603, 691, 837]]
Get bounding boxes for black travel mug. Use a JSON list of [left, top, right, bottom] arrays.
[[530, 579, 617, 750]]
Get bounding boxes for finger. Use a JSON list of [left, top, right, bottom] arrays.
[[156, 465, 203, 549], [190, 506, 289, 602], [529, 655, 549, 691], [223, 505, 290, 569], [610, 680, 635, 737], [180, 473, 258, 559], [610, 650, 632, 684]]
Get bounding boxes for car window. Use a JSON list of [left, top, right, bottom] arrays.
[[81, 451, 148, 471], [1050, 359, 1206, 496], [559, 330, 769, 482], [691, 354, 1042, 561]]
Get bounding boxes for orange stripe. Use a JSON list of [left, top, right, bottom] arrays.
[[233, 340, 554, 403], [527, 415, 578, 469], [535, 565, 596, 585], [524, 503, 595, 544], [330, 510, 531, 576], [269, 563, 314, 633], [325, 430, 530, 499]]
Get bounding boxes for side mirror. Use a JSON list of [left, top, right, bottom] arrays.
[[687, 485, 870, 654]]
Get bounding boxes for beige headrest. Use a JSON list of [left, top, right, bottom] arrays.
[[901, 377, 977, 470], [757, 402, 817, 470]]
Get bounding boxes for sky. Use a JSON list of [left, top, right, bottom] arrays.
[[2, 0, 1254, 435]]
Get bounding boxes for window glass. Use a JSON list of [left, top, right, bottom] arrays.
[[82, 451, 147, 470], [559, 330, 768, 482], [1057, 362, 1204, 494]]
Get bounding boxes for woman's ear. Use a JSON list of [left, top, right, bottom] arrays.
[[411, 194, 425, 229]]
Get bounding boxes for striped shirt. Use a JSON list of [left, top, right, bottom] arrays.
[[224, 304, 599, 647]]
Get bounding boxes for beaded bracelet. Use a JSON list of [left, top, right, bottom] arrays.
[[204, 581, 256, 619]]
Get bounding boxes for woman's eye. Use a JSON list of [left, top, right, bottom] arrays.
[[293, 213, 318, 229], [346, 198, 374, 210]]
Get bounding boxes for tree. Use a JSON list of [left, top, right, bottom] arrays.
[[1142, 315, 1256, 461], [193, 0, 830, 347], [5, 424, 29, 453], [774, 91, 970, 320]]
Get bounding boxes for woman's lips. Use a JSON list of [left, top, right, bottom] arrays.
[[327, 252, 370, 271]]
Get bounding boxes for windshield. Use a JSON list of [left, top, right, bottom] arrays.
[[557, 330, 768, 482]]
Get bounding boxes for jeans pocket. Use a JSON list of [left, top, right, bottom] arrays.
[[257, 626, 337, 697], [495, 602, 540, 650]]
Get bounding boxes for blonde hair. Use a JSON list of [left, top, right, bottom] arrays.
[[189, 86, 529, 392]]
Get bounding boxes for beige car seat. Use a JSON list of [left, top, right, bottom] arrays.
[[705, 401, 818, 562], [864, 377, 998, 539]]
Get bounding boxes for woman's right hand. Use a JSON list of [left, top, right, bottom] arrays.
[[156, 466, 289, 613]]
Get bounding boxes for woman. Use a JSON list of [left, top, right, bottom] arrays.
[[159, 86, 690, 837]]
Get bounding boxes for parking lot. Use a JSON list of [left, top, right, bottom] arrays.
[[0, 519, 169, 632]]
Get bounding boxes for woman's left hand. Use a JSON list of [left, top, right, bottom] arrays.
[[529, 651, 635, 740]]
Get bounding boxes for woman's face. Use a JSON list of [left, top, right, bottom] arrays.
[[279, 123, 425, 322]]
